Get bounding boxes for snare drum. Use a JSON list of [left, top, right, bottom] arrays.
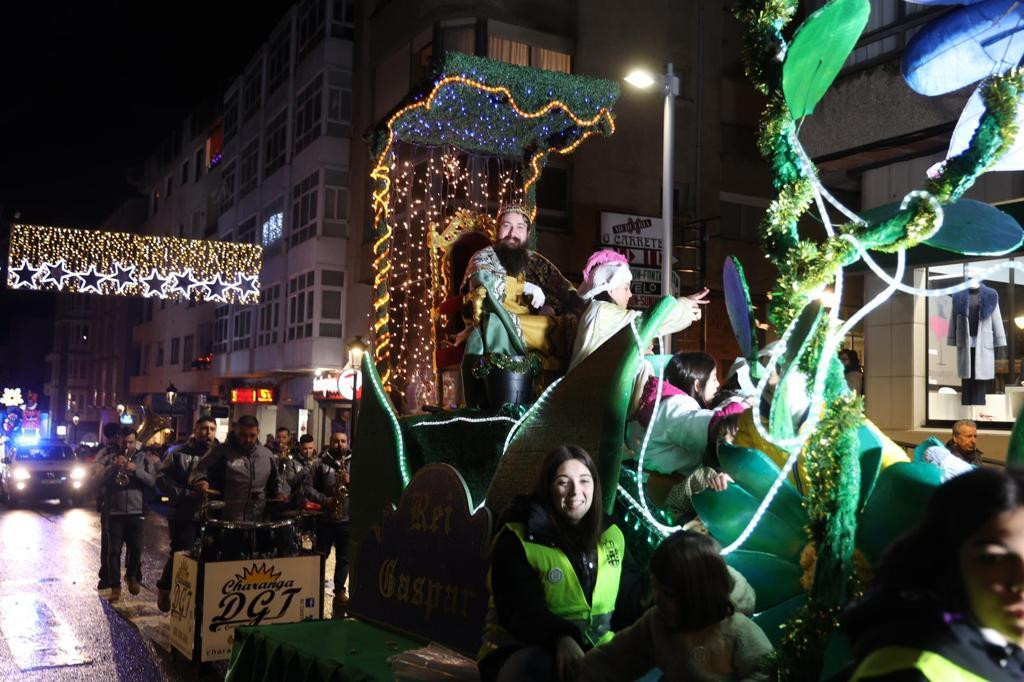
[[253, 518, 299, 558]]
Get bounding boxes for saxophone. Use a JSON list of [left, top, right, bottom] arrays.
[[329, 454, 349, 522]]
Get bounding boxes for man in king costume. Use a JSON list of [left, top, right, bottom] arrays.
[[460, 205, 584, 403]]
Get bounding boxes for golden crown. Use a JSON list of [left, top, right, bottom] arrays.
[[496, 204, 532, 224]]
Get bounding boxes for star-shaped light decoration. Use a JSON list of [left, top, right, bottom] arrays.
[[40, 260, 74, 289], [204, 273, 234, 303], [167, 269, 207, 300], [77, 264, 107, 294], [7, 260, 41, 289], [235, 274, 261, 303], [139, 269, 170, 298], [105, 263, 137, 295]]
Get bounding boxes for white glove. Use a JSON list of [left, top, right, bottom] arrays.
[[522, 282, 546, 309]]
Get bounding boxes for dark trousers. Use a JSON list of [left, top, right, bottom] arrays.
[[316, 520, 350, 594], [107, 514, 143, 588], [98, 512, 110, 587], [157, 518, 198, 591], [962, 349, 990, 405]]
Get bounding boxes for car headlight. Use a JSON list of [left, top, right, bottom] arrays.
[[12, 468, 31, 481], [70, 467, 86, 480]]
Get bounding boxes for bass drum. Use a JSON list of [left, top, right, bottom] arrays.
[[198, 518, 299, 561]]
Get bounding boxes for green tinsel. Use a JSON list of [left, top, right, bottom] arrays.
[[735, 2, 1024, 679], [470, 352, 543, 379]]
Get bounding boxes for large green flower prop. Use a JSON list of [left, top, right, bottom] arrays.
[[694, 430, 942, 647]]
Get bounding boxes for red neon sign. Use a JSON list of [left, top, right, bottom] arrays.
[[230, 387, 275, 404]]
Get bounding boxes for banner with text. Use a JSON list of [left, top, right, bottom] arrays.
[[200, 555, 322, 662]]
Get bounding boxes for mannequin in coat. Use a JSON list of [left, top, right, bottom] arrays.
[[946, 282, 1005, 406]]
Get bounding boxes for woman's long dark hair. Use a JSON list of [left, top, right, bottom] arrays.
[[840, 348, 862, 373], [531, 445, 604, 554], [871, 467, 1024, 611], [651, 530, 735, 631], [664, 352, 718, 408]]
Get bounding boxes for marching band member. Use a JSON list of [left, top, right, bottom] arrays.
[[303, 431, 351, 617]]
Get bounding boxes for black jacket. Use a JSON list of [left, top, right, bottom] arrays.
[[159, 437, 214, 520], [838, 588, 1024, 681], [486, 496, 643, 653], [189, 433, 279, 522], [303, 449, 351, 521]]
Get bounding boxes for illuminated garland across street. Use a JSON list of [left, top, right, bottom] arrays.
[[368, 52, 619, 391], [7, 224, 263, 303]]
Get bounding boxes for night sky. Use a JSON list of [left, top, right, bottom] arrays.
[[0, 1, 296, 227]]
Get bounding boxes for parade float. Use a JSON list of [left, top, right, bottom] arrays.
[[225, 1, 1024, 678]]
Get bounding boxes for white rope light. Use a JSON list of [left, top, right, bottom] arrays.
[[408, 415, 517, 428]]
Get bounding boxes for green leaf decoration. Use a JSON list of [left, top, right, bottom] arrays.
[[770, 300, 824, 441], [856, 462, 942, 561], [725, 550, 804, 612], [753, 595, 807, 648], [783, 0, 871, 118], [694, 484, 805, 563], [859, 198, 1024, 256], [718, 443, 808, 532], [856, 425, 883, 512], [1008, 409, 1024, 468]]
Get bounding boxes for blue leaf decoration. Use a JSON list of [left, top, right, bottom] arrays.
[[902, 0, 1024, 96], [946, 85, 1024, 171], [859, 198, 1024, 255], [723, 256, 758, 362]]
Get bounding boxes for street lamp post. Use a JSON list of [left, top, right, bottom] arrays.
[[625, 63, 680, 353], [71, 414, 79, 445], [347, 336, 366, 448]]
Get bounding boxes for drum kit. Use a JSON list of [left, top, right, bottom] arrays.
[[193, 489, 321, 563]]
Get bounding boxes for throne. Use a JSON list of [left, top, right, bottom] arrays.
[[429, 210, 495, 404]]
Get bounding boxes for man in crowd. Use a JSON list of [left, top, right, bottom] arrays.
[[947, 419, 983, 465], [92, 422, 122, 590], [156, 416, 217, 612], [304, 430, 351, 616], [460, 205, 584, 403], [102, 428, 156, 601], [275, 427, 307, 509], [276, 426, 294, 456], [190, 415, 282, 522]]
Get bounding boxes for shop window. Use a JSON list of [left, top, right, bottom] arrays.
[[288, 271, 315, 340], [925, 258, 1019, 427]]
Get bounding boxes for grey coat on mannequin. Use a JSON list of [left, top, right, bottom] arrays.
[[946, 284, 1005, 381]]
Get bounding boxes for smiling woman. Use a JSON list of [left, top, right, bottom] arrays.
[[842, 467, 1024, 680]]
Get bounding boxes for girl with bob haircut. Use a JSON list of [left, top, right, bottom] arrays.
[[843, 467, 1024, 680], [576, 530, 773, 681], [478, 445, 637, 682]]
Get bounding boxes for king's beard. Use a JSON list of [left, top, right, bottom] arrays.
[[494, 238, 528, 276]]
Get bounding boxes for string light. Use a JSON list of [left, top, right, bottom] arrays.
[[368, 69, 617, 393], [7, 224, 261, 303], [408, 415, 517, 429]]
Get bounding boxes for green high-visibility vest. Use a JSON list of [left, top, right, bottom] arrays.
[[851, 646, 990, 681], [478, 522, 625, 661]]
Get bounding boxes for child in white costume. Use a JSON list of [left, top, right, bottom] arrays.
[[568, 249, 709, 372]]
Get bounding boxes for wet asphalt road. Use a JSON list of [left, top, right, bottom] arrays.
[[0, 501, 341, 681]]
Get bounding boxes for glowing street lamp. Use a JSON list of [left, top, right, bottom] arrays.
[[624, 63, 680, 351], [347, 336, 367, 447]]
